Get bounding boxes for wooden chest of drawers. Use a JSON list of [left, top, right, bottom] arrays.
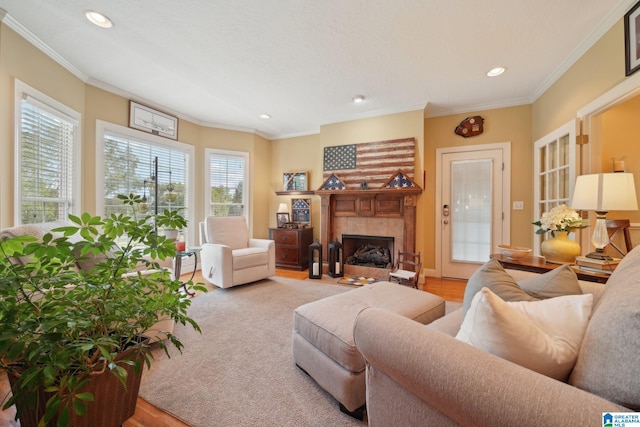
[[269, 227, 314, 270]]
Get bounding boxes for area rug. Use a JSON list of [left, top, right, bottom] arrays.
[[336, 275, 379, 286], [139, 277, 365, 426]]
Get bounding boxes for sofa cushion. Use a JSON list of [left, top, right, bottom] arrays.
[[456, 287, 592, 381], [462, 260, 536, 318], [517, 264, 582, 299], [232, 247, 268, 270], [569, 246, 640, 409]]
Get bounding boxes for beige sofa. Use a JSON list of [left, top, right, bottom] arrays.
[[354, 246, 640, 426]]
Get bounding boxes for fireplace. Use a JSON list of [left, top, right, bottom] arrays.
[[343, 234, 394, 268], [316, 187, 421, 280]]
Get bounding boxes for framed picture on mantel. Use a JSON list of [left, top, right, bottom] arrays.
[[283, 171, 308, 191]]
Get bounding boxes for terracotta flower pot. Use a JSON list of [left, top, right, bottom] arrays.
[[9, 349, 144, 427]]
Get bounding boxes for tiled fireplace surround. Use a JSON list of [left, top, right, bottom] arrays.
[[317, 188, 422, 279]]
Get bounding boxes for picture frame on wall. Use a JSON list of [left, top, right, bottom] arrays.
[[129, 101, 179, 140], [276, 213, 290, 228], [625, 1, 640, 76]]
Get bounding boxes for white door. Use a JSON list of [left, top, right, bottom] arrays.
[[436, 144, 510, 279], [532, 120, 580, 255]]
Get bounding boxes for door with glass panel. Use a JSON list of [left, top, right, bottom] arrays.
[[440, 146, 508, 279], [533, 120, 579, 255]]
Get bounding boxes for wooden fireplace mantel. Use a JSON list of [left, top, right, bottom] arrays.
[[316, 187, 422, 261]]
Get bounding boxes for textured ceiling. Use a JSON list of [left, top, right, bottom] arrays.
[[0, 0, 634, 139]]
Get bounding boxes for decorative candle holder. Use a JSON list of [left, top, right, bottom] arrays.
[[328, 238, 344, 278], [309, 239, 322, 279]]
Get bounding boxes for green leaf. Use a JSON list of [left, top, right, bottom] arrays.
[[72, 399, 88, 416], [74, 392, 94, 402]]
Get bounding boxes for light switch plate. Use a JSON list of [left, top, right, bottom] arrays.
[[513, 201, 524, 210]]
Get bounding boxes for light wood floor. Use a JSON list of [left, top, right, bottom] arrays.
[[0, 269, 466, 427]]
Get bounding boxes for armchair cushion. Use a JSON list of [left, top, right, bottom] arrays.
[[203, 216, 248, 249], [233, 247, 269, 270]]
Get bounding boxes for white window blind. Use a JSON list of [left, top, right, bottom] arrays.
[[103, 133, 190, 230], [208, 151, 247, 217], [18, 92, 78, 224]]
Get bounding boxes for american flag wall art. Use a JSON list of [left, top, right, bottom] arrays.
[[322, 138, 415, 189]]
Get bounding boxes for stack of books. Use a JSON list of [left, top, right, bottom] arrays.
[[575, 256, 621, 274]]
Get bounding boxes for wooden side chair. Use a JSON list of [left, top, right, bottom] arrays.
[[388, 251, 421, 288], [606, 219, 633, 257]]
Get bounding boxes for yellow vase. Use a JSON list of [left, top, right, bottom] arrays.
[[540, 231, 581, 264]]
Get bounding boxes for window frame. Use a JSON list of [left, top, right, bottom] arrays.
[[533, 119, 580, 255], [204, 148, 249, 218], [95, 120, 196, 245], [14, 79, 82, 225]]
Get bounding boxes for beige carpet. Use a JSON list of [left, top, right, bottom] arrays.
[[139, 277, 365, 426]]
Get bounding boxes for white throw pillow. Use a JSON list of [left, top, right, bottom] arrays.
[[455, 287, 593, 381]]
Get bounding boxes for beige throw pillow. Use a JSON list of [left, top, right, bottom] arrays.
[[462, 260, 536, 318], [518, 264, 582, 299], [456, 287, 593, 381]]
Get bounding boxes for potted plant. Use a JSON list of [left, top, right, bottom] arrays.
[[156, 208, 187, 241], [0, 194, 205, 426]]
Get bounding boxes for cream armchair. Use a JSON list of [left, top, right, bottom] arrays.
[[199, 216, 275, 288]]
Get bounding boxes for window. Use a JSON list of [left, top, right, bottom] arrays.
[[205, 149, 248, 217], [15, 81, 80, 224], [96, 121, 194, 244]]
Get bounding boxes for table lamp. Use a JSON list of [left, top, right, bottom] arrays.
[[570, 173, 638, 259], [278, 203, 289, 214]]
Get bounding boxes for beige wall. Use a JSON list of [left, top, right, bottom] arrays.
[[424, 105, 533, 269], [599, 94, 640, 224], [532, 20, 626, 140]]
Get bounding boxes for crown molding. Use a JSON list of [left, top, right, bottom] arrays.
[[1, 13, 88, 82]]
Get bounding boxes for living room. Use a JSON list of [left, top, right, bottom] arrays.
[[1, 3, 640, 276], [2, 1, 640, 426]]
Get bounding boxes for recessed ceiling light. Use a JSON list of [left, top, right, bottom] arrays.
[[85, 10, 113, 28], [352, 95, 365, 103], [259, 114, 271, 119], [487, 67, 506, 77]]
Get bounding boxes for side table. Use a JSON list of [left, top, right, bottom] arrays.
[[490, 254, 609, 284], [269, 227, 314, 270], [175, 247, 201, 296]]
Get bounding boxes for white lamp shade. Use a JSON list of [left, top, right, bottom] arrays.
[[277, 203, 289, 213], [571, 173, 638, 212]]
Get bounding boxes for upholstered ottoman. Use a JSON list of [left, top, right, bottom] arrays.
[[292, 281, 445, 417]]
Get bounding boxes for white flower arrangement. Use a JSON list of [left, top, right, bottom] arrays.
[[533, 204, 588, 236]]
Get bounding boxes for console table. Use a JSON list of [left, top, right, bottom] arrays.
[[490, 254, 609, 284], [269, 227, 314, 270]]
